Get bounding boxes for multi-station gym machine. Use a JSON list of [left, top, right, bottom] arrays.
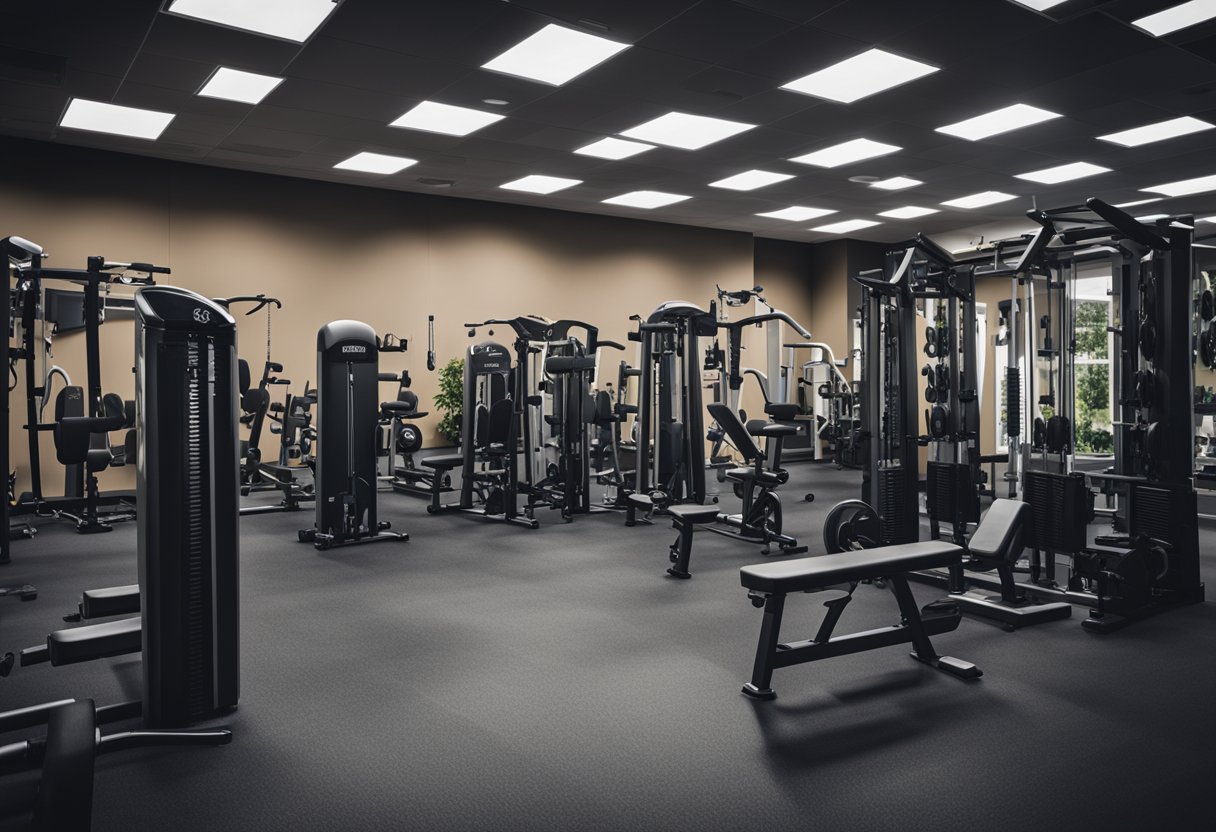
[[829, 200, 1205, 631]]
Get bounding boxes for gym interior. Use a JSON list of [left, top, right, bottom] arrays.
[[1, 1, 1214, 830]]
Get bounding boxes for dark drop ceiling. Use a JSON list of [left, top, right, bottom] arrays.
[[3, 0, 1216, 250]]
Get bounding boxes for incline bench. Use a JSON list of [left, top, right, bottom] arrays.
[[739, 541, 981, 699]]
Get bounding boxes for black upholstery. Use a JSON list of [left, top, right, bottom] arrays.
[[740, 541, 963, 594], [238, 358, 251, 395], [968, 499, 1027, 564], [545, 355, 596, 373], [46, 616, 142, 665], [668, 504, 719, 523], [724, 466, 787, 488], [764, 402, 801, 422], [486, 397, 513, 449], [706, 402, 763, 462], [421, 453, 464, 470]]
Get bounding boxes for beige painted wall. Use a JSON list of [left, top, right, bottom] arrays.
[[4, 138, 832, 496]]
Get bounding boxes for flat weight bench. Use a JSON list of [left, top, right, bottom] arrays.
[[739, 542, 981, 699], [20, 617, 142, 668], [421, 453, 465, 513]]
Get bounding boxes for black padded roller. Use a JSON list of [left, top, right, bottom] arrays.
[[34, 700, 96, 832]]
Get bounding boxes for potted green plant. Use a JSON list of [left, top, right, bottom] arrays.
[[434, 357, 464, 446]]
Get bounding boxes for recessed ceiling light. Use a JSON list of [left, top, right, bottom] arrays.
[[166, 0, 339, 42], [500, 174, 582, 194], [936, 103, 1061, 141], [602, 190, 690, 209], [573, 136, 654, 160], [196, 67, 284, 104], [780, 48, 939, 104], [1097, 115, 1214, 147], [878, 206, 940, 219], [481, 23, 629, 86], [756, 206, 836, 221], [709, 170, 794, 191], [1133, 0, 1216, 36], [58, 98, 175, 140], [390, 101, 505, 137], [1114, 197, 1163, 208], [1202, 216, 1216, 223], [871, 176, 923, 191], [1142, 173, 1216, 197], [619, 111, 756, 150], [790, 138, 901, 168], [942, 191, 1018, 209], [1015, 161, 1110, 184], [333, 152, 417, 175], [812, 219, 881, 234], [482, 98, 510, 106], [1009, 0, 1068, 10], [1136, 213, 1169, 222]]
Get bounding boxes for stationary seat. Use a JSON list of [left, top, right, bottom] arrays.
[[738, 539, 980, 700], [724, 466, 787, 488], [422, 453, 464, 470]]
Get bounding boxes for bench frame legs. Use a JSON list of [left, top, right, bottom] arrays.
[[742, 575, 982, 700]]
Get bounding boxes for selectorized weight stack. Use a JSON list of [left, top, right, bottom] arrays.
[[300, 320, 407, 550]]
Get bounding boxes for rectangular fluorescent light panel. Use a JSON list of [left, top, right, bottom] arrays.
[[1114, 198, 1163, 208], [500, 175, 581, 194], [1142, 173, 1216, 197], [390, 101, 505, 136], [603, 190, 690, 209], [1134, 1, 1216, 36], [878, 206, 939, 219], [812, 219, 880, 234], [790, 138, 900, 168], [573, 137, 654, 160], [780, 48, 938, 104], [481, 23, 629, 86], [333, 152, 417, 175], [871, 176, 922, 190], [1015, 162, 1110, 184], [167, 0, 339, 42], [58, 98, 175, 140], [1136, 214, 1169, 222], [942, 191, 1017, 209], [710, 170, 794, 191], [757, 206, 836, 221], [936, 103, 1061, 141], [1098, 115, 1214, 147], [1202, 216, 1216, 223], [1010, 1, 1069, 10], [620, 112, 755, 150], [197, 67, 283, 104]]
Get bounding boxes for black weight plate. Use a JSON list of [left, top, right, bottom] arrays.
[[925, 386, 937, 403], [1203, 324, 1216, 370], [1202, 289, 1214, 322], [1140, 322, 1156, 361], [929, 404, 948, 438], [1046, 415, 1070, 453], [1033, 417, 1047, 448]]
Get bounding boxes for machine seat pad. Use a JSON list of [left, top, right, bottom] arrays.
[[668, 504, 720, 524], [380, 401, 422, 417], [740, 541, 964, 594], [758, 423, 799, 438], [421, 453, 464, 470], [81, 585, 139, 619], [967, 499, 1026, 562], [48, 617, 142, 665], [724, 467, 787, 488], [764, 403, 801, 422]]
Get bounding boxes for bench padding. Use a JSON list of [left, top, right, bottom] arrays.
[[48, 616, 141, 665], [967, 498, 1025, 561], [668, 504, 719, 524], [421, 453, 464, 470], [741, 541, 963, 594]]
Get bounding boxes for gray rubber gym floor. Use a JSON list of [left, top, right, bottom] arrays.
[[2, 464, 1213, 831]]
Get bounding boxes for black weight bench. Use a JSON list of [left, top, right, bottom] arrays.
[[666, 504, 722, 578], [421, 453, 465, 512], [739, 541, 981, 699]]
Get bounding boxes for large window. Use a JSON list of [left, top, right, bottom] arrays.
[[1073, 275, 1114, 455]]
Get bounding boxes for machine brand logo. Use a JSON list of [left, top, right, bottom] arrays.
[[342, 345, 367, 354], [192, 307, 211, 324]]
